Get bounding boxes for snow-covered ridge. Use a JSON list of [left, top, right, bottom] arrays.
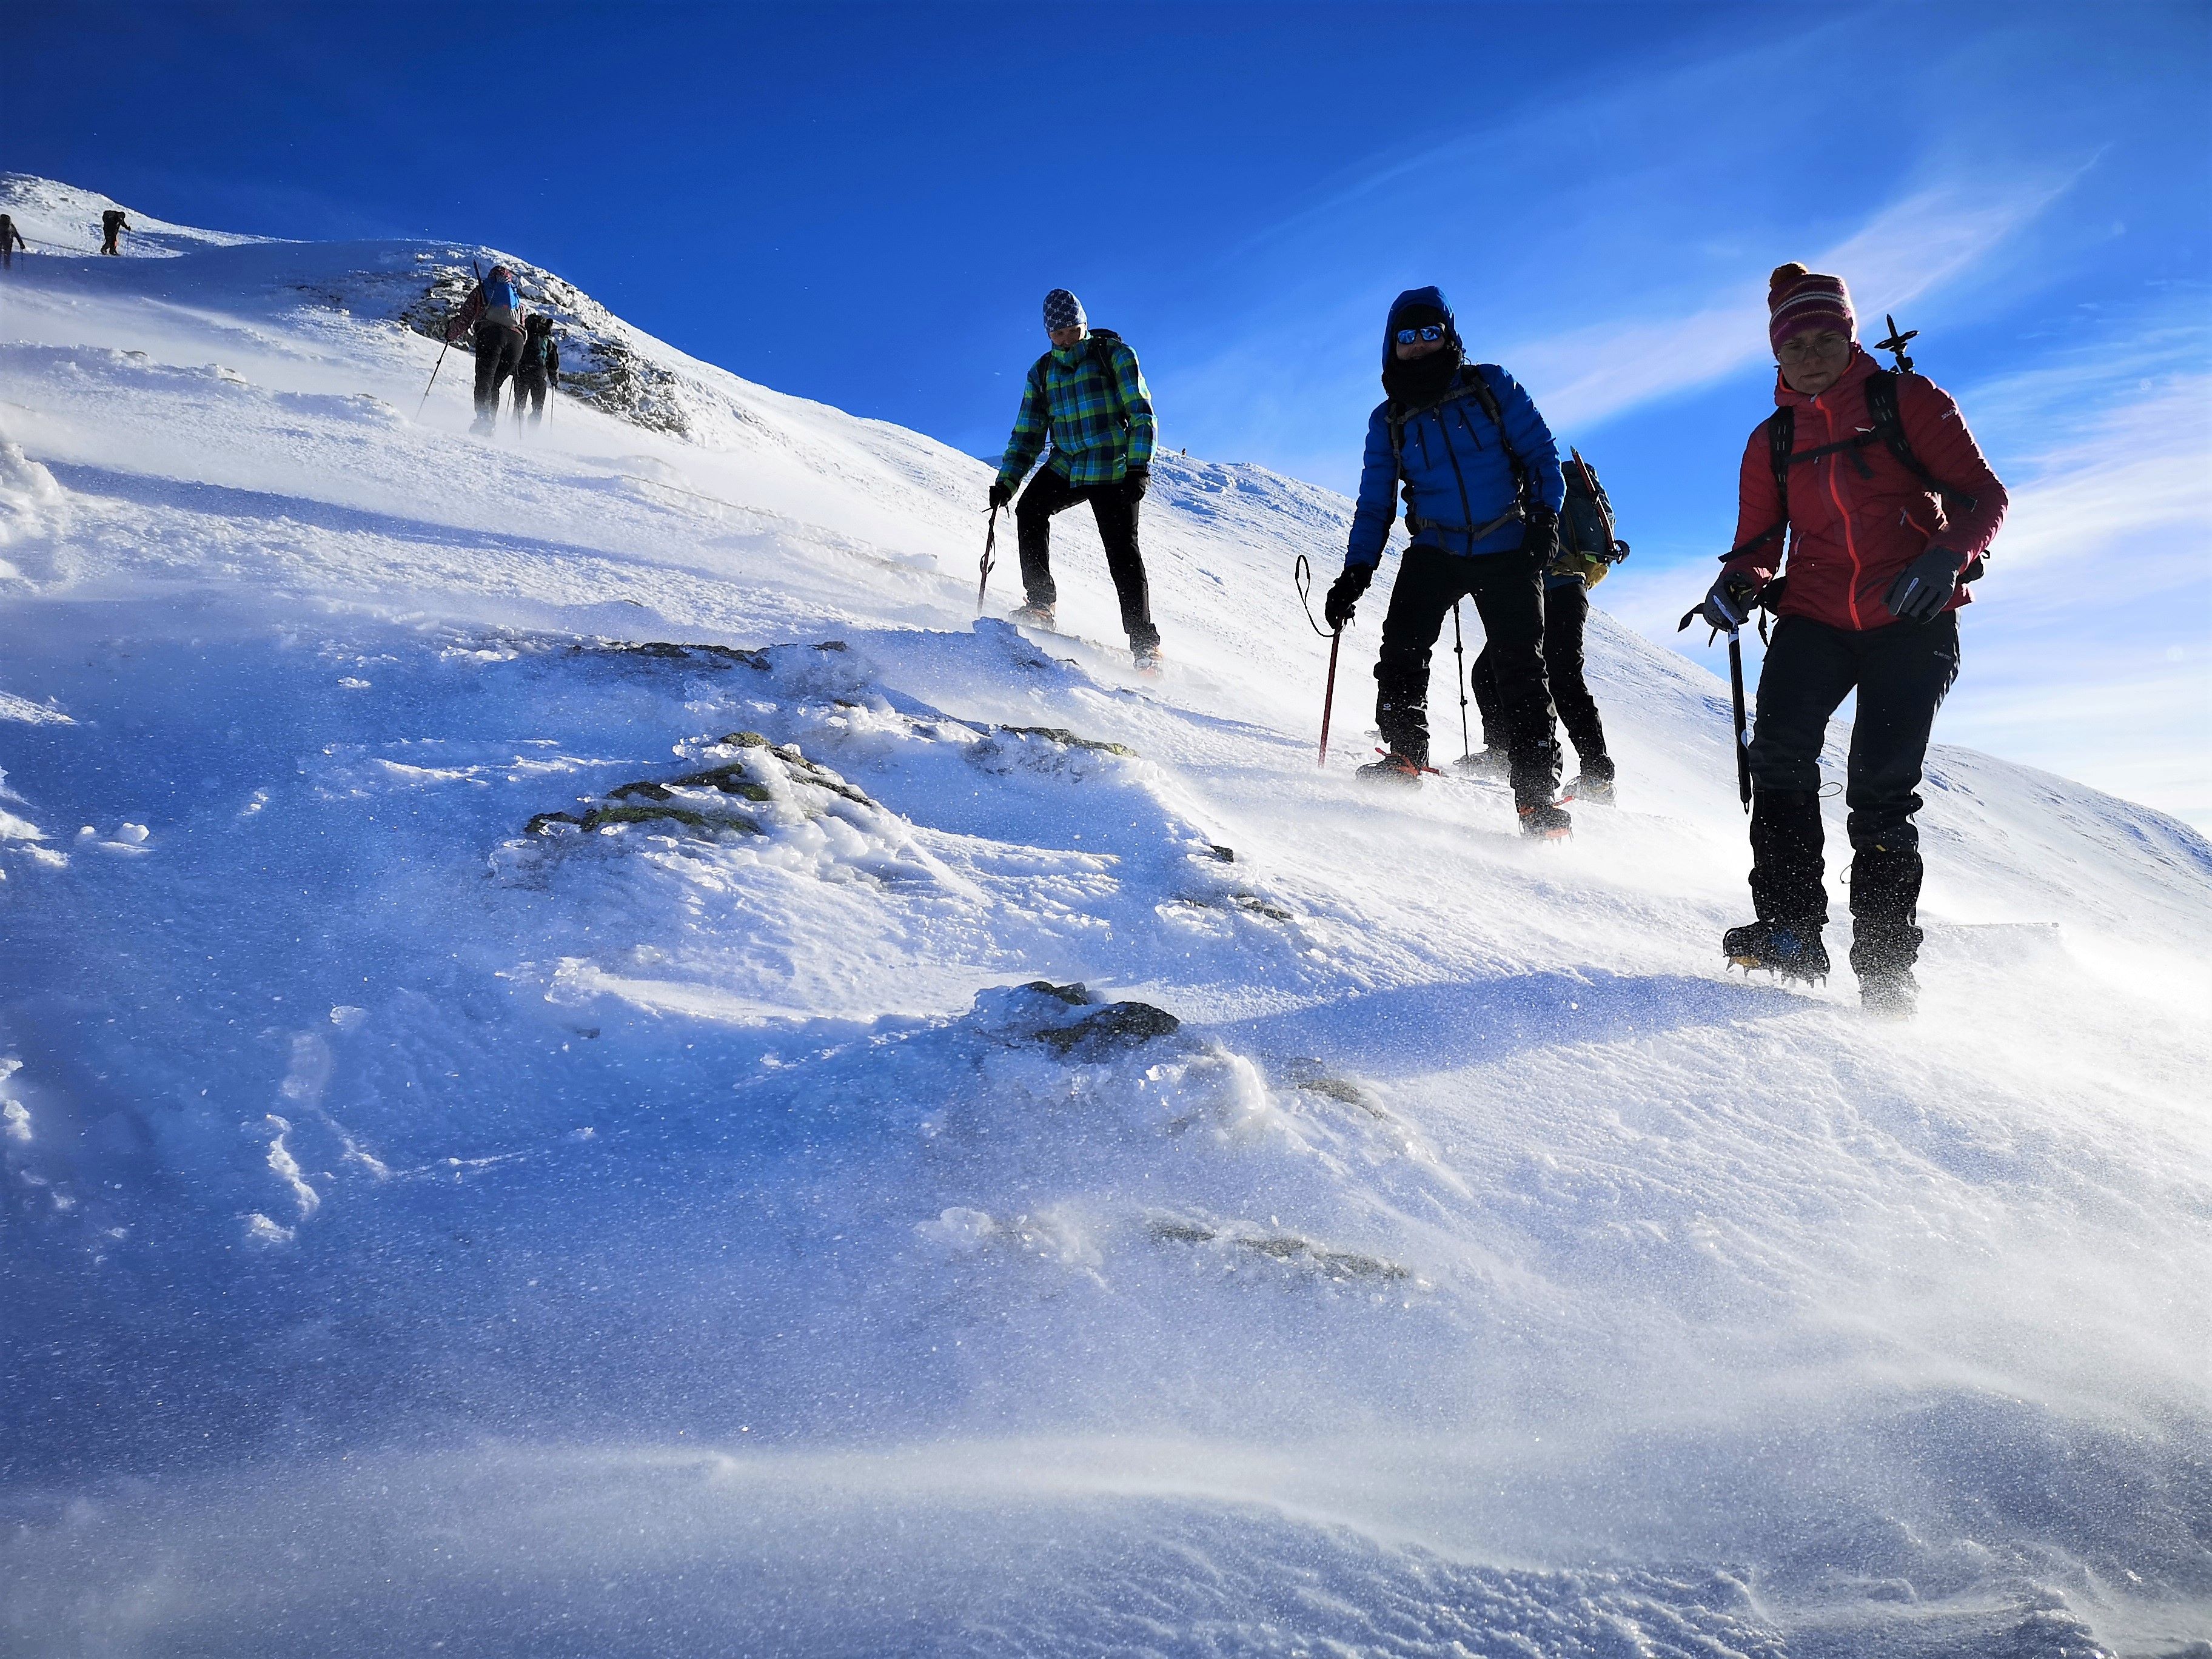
[[1, 178, 2208, 1659]]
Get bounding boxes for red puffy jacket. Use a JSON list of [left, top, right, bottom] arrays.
[[1724, 347, 2007, 631]]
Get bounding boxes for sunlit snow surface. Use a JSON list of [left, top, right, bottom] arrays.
[[2, 176, 2209, 1659]]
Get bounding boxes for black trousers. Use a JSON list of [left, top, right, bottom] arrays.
[[1015, 467, 1159, 647], [1745, 611, 1960, 974], [1473, 579, 1607, 769], [514, 369, 549, 421], [472, 323, 525, 417], [1375, 543, 1558, 803]]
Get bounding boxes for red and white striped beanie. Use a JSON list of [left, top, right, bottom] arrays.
[[1767, 263, 1855, 352]]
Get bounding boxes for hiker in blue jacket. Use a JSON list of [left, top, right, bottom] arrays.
[[1322, 286, 1572, 837], [447, 265, 529, 435]]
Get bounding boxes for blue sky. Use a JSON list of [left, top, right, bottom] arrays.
[[9, 1, 2210, 825]]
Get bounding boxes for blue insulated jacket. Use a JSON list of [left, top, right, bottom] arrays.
[[1345, 287, 1564, 569]]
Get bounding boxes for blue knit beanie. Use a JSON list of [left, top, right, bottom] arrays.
[[1043, 289, 1086, 333]]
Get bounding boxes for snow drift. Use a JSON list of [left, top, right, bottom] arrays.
[[2, 176, 2208, 1659]]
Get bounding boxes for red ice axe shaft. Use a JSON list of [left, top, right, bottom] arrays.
[[1318, 626, 1342, 767]]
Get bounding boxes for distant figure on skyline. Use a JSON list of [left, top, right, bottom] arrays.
[[447, 264, 528, 436], [512, 313, 560, 426], [0, 215, 26, 269], [100, 209, 129, 255]]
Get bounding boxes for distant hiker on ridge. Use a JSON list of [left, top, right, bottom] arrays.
[[1468, 447, 1626, 803], [1695, 263, 2008, 1014], [1322, 286, 1572, 839], [0, 215, 26, 269], [988, 288, 1164, 672], [513, 313, 560, 426], [99, 209, 130, 255], [447, 264, 528, 435]]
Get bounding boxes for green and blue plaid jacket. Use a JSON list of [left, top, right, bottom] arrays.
[[995, 333, 1156, 492]]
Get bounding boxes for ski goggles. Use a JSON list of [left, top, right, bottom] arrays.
[[1395, 323, 1449, 344]]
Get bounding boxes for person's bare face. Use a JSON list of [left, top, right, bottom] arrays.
[[1395, 333, 1447, 361], [1777, 327, 1852, 395], [1048, 324, 1085, 349]]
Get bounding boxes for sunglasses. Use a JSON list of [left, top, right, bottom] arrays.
[[1395, 324, 1449, 345]]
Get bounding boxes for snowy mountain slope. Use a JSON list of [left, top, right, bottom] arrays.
[[2, 180, 2209, 1659]]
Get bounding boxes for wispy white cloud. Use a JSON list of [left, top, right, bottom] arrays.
[[1512, 173, 2085, 432]]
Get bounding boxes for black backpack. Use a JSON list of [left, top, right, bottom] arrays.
[[1729, 369, 1980, 580]]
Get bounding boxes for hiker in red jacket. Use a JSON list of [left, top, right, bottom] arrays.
[[1696, 263, 2007, 1013]]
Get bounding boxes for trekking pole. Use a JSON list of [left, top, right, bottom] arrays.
[[1450, 600, 1472, 762], [977, 506, 999, 613], [1679, 603, 1756, 814], [415, 329, 454, 420]]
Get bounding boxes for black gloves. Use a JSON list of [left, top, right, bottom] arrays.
[[1521, 504, 1559, 571], [1699, 569, 1760, 631], [1885, 548, 1965, 623], [988, 480, 1013, 511], [1124, 468, 1150, 504], [1324, 563, 1373, 631]]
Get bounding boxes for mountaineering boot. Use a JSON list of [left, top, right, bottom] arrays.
[[470, 412, 497, 437], [1567, 753, 1616, 805], [1007, 600, 1056, 631], [1721, 919, 1831, 983], [1453, 746, 1510, 780], [1131, 638, 1164, 675], [1356, 751, 1424, 787], [1859, 966, 1919, 1018], [1518, 801, 1573, 841], [1849, 838, 1926, 1017]]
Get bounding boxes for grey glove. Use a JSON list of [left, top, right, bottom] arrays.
[[1324, 563, 1373, 631], [1699, 569, 1760, 631], [1885, 548, 1965, 624]]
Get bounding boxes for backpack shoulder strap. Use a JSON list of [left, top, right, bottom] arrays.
[[1087, 332, 1127, 421], [1720, 409, 1795, 563], [1863, 369, 1976, 512], [1466, 366, 1530, 506]]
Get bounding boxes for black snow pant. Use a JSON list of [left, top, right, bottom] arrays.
[[513, 369, 549, 423], [1015, 466, 1159, 648], [472, 323, 525, 420], [1744, 611, 1960, 979], [1376, 543, 1559, 805], [1473, 578, 1608, 776]]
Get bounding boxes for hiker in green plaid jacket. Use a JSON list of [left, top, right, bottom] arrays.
[[988, 288, 1163, 667]]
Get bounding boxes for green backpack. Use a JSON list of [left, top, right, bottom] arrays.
[[1554, 448, 1630, 588]]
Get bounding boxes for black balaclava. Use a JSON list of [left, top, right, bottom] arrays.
[[1382, 301, 1463, 405]]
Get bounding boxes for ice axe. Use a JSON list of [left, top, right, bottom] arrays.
[[1294, 555, 1343, 766], [1874, 313, 1918, 374], [1679, 603, 1754, 812], [977, 504, 999, 613]]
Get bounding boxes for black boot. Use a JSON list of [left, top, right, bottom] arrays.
[[1850, 839, 1925, 1015], [1721, 919, 1831, 982], [1568, 752, 1615, 805], [1726, 788, 1829, 983]]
